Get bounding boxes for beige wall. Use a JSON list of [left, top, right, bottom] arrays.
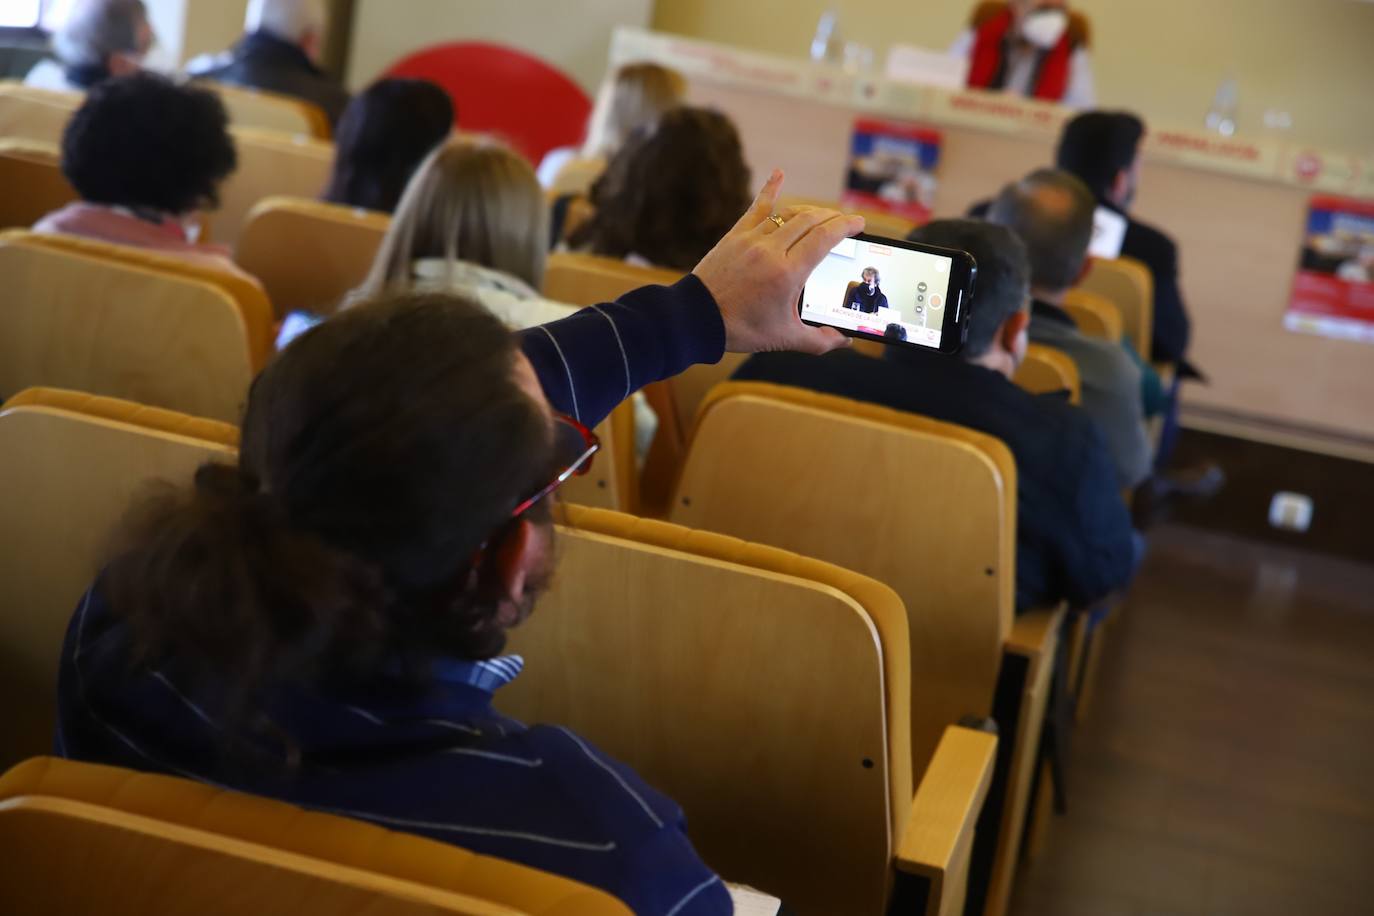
[[345, 0, 654, 92], [652, 0, 1374, 154]]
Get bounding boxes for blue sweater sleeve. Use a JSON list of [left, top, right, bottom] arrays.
[[520, 274, 727, 428]]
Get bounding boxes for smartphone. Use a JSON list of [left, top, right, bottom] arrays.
[[799, 232, 977, 355]]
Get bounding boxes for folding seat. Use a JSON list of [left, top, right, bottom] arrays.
[[0, 232, 264, 421], [0, 393, 236, 769], [202, 81, 332, 140], [1013, 343, 1083, 404], [235, 196, 389, 318], [665, 382, 1066, 916], [1061, 288, 1124, 342], [0, 756, 630, 915], [503, 504, 999, 916], [0, 138, 75, 229]]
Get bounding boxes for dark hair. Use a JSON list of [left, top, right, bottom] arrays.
[[1055, 111, 1145, 201], [61, 72, 236, 214], [571, 106, 751, 272], [884, 323, 907, 341], [102, 293, 555, 728], [987, 168, 1095, 291], [906, 219, 1028, 359], [323, 79, 455, 214]]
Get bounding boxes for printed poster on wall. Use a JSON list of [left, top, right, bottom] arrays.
[[1287, 195, 1374, 344], [842, 118, 942, 224]]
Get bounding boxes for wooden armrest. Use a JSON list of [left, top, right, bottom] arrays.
[[1004, 603, 1067, 659], [895, 724, 998, 913]]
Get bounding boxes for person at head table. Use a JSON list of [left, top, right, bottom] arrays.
[[845, 267, 888, 313], [948, 0, 1095, 109]]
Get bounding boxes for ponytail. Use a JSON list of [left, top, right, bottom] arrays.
[[103, 462, 392, 712]]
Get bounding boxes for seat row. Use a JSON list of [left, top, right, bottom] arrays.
[[0, 386, 1000, 915]]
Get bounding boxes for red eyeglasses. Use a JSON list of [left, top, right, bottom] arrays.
[[510, 413, 600, 519]]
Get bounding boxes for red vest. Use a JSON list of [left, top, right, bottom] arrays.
[[966, 7, 1074, 102]]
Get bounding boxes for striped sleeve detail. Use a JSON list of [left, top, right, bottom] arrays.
[[590, 304, 633, 401], [535, 324, 580, 422]]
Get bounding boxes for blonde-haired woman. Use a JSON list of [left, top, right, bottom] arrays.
[[537, 62, 687, 196], [352, 136, 571, 328], [351, 135, 657, 451]]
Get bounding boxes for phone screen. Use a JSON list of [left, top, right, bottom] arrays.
[[800, 234, 973, 353]]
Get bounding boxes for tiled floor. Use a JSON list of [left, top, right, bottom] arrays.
[[1008, 525, 1374, 916]]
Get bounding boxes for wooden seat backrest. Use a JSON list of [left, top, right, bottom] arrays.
[[666, 381, 1015, 782], [502, 505, 911, 916], [1013, 343, 1082, 405], [14, 229, 274, 370], [1078, 256, 1153, 356], [782, 195, 918, 239], [201, 81, 332, 140], [541, 251, 681, 308], [1061, 288, 1124, 342], [235, 196, 389, 317], [0, 138, 76, 228], [0, 402, 235, 768], [0, 756, 631, 915], [0, 82, 80, 145], [0, 233, 255, 421], [211, 127, 334, 249]]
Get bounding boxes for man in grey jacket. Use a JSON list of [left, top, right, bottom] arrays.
[[987, 168, 1152, 489]]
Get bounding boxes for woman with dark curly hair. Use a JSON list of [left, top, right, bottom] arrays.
[[568, 106, 752, 272], [33, 72, 246, 277]]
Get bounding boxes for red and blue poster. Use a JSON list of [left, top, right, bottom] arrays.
[[842, 118, 942, 224], [1286, 195, 1374, 344]]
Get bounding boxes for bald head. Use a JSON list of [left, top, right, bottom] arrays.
[[986, 168, 1095, 293]]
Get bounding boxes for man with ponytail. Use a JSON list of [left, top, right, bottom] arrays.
[[54, 173, 861, 915]]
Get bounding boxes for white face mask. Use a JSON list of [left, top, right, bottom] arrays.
[[1021, 8, 1069, 49]]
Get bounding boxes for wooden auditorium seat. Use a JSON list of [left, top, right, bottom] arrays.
[[1078, 256, 1154, 358], [1061, 288, 1124, 342], [211, 127, 334, 248], [13, 230, 275, 371], [0, 232, 258, 422], [781, 194, 919, 239], [1013, 343, 1082, 404], [200, 81, 332, 140], [503, 505, 998, 916], [235, 196, 390, 318], [0, 81, 80, 146], [0, 396, 236, 769], [0, 756, 631, 915], [0, 139, 76, 229], [665, 381, 1064, 916]]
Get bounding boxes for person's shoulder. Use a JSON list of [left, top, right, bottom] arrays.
[[736, 348, 885, 386], [1124, 216, 1178, 259], [520, 724, 686, 834]]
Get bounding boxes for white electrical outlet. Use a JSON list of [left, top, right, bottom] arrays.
[[1269, 492, 1314, 533]]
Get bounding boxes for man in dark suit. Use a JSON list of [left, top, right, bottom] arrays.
[[735, 219, 1139, 612], [845, 267, 889, 313], [187, 0, 350, 128], [968, 111, 1193, 370], [1055, 111, 1193, 369]]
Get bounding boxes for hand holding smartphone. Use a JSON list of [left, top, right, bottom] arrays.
[[799, 232, 977, 355]]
